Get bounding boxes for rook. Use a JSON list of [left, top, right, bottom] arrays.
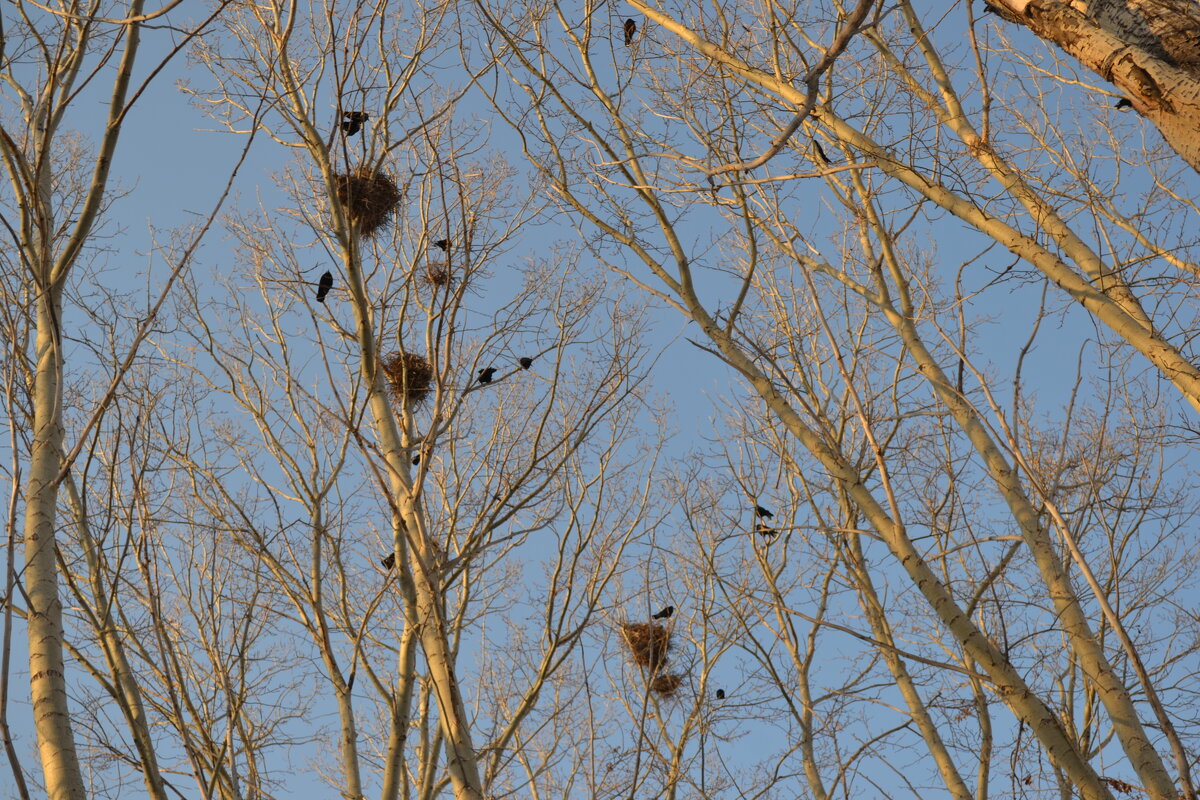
[[316, 270, 333, 303], [477, 367, 497, 384], [341, 110, 368, 136], [623, 18, 637, 46], [652, 605, 674, 620]]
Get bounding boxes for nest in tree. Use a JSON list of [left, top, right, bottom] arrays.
[[333, 167, 400, 237], [619, 622, 670, 671], [381, 351, 434, 407], [650, 673, 683, 697], [423, 260, 453, 287]]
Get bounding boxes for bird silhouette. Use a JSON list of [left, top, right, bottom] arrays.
[[316, 271, 333, 303], [477, 367, 497, 384], [812, 140, 830, 165], [755, 505, 774, 519], [1115, 98, 1132, 109], [623, 18, 636, 46], [341, 110, 368, 136], [434, 238, 449, 252], [518, 356, 534, 369], [652, 605, 674, 620], [756, 522, 777, 538], [412, 455, 420, 465], [381, 552, 396, 569], [715, 688, 725, 699]]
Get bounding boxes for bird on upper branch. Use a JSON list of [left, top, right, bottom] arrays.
[[341, 110, 368, 136], [316, 271, 333, 303]]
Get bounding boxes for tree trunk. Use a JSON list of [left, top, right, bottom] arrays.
[[24, 298, 87, 800], [998, 0, 1200, 173]]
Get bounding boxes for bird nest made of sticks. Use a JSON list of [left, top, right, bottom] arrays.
[[650, 673, 683, 698], [381, 351, 434, 407], [333, 167, 400, 237], [423, 259, 453, 287], [619, 622, 671, 671]]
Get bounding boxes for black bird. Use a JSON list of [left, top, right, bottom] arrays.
[[316, 270, 333, 303], [477, 367, 497, 384], [1115, 98, 1133, 109], [812, 139, 830, 165], [434, 238, 450, 252], [341, 110, 368, 136], [755, 504, 774, 519], [982, 3, 997, 13], [412, 455, 420, 465], [346, 670, 356, 691], [652, 605, 674, 620], [381, 552, 396, 569], [715, 689, 725, 699], [756, 522, 777, 538], [518, 356, 534, 369], [623, 18, 637, 46]]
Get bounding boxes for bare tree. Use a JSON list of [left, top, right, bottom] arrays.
[[473, 1, 1200, 799], [1, 3, 235, 798]]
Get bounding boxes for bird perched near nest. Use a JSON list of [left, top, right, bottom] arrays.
[[434, 238, 449, 252], [623, 18, 637, 45], [518, 356, 534, 369], [755, 504, 774, 519], [316, 271, 333, 303], [477, 367, 497, 384], [652, 605, 674, 620], [341, 110, 368, 136]]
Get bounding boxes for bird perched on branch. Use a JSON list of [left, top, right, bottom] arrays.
[[381, 552, 396, 569], [715, 688, 725, 699], [477, 367, 497, 384], [755, 504, 774, 519], [623, 18, 637, 46], [812, 140, 831, 165], [518, 356, 534, 369], [652, 605, 674, 620], [1115, 98, 1132, 109], [755, 522, 777, 538], [316, 271, 333, 303], [434, 238, 449, 252], [341, 110, 368, 136]]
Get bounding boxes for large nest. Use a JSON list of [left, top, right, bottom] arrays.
[[333, 167, 400, 237], [619, 622, 670, 671], [650, 673, 683, 697], [381, 352, 434, 407], [423, 259, 453, 287]]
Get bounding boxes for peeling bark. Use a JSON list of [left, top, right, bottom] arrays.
[[1002, 0, 1200, 172]]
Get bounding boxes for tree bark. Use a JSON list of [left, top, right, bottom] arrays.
[[997, 0, 1200, 173]]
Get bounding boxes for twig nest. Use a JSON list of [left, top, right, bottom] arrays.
[[423, 260, 453, 286], [650, 673, 683, 697], [619, 622, 670, 671], [381, 351, 434, 407], [333, 167, 400, 237]]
